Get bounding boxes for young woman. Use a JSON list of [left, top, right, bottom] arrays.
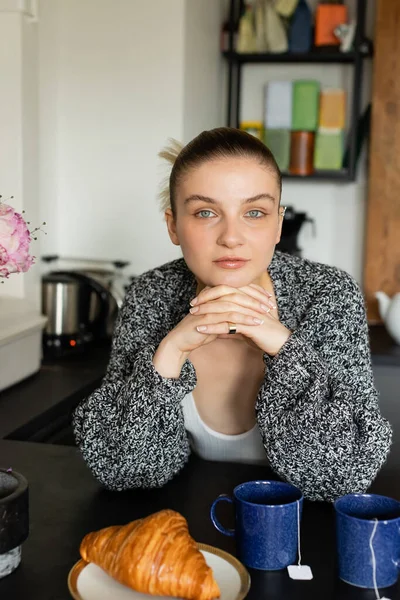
[[72, 127, 392, 501]]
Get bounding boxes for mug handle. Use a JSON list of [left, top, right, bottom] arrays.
[[396, 524, 400, 569], [210, 494, 235, 537]]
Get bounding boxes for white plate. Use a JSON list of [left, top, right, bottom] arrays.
[[68, 543, 250, 600]]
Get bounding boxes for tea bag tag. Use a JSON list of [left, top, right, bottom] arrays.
[[287, 564, 313, 580], [287, 500, 313, 581]]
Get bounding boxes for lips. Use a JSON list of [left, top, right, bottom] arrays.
[[213, 257, 250, 270]]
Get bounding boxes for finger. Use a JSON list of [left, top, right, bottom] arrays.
[[238, 285, 276, 309], [196, 312, 264, 332], [190, 299, 271, 318], [197, 322, 237, 334], [191, 284, 276, 311], [193, 289, 275, 313], [222, 291, 274, 313], [197, 320, 265, 335], [190, 285, 237, 306], [249, 283, 273, 298]]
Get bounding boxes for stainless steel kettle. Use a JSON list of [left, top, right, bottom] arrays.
[[41, 271, 111, 354]]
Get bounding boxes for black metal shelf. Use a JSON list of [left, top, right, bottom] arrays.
[[282, 169, 352, 182], [225, 0, 368, 183], [222, 50, 371, 64]]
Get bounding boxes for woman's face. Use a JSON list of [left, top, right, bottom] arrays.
[[165, 157, 283, 288]]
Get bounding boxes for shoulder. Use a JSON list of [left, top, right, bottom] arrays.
[[272, 251, 363, 306], [125, 258, 194, 306]]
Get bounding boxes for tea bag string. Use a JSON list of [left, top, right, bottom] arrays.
[[297, 499, 302, 566], [287, 498, 313, 580], [369, 518, 390, 600]]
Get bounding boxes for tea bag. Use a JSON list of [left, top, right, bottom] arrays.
[[287, 500, 313, 580]]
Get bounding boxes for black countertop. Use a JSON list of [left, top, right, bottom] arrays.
[[0, 439, 399, 600], [0, 342, 111, 441]]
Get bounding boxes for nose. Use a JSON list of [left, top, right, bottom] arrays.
[[216, 217, 245, 249]]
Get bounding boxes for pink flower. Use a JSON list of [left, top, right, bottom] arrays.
[[0, 202, 35, 278]]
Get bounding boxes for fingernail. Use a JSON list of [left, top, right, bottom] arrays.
[[197, 325, 207, 332], [261, 304, 271, 313], [190, 306, 199, 314], [269, 301, 277, 309], [190, 297, 198, 306], [253, 318, 264, 325]]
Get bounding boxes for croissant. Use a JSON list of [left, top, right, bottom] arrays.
[[80, 509, 220, 600]]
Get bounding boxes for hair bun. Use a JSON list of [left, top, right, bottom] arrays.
[[158, 138, 183, 212], [158, 138, 184, 166]]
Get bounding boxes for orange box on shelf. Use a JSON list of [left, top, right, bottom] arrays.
[[315, 4, 348, 47], [319, 89, 346, 129]]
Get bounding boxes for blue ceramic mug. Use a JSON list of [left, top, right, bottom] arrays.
[[335, 493, 400, 588], [210, 480, 303, 570]]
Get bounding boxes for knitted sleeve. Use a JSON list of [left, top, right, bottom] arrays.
[[256, 272, 393, 502], [72, 276, 196, 490]]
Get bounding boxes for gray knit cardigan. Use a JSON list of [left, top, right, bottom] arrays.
[[72, 251, 392, 501]]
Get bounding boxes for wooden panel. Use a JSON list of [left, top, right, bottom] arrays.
[[364, 0, 400, 323]]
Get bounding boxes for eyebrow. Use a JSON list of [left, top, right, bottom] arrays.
[[183, 193, 276, 205]]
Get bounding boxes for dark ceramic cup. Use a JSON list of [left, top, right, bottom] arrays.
[[210, 480, 303, 570], [0, 468, 29, 579], [335, 493, 400, 589]]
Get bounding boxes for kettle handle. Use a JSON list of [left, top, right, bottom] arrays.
[[53, 271, 110, 335]]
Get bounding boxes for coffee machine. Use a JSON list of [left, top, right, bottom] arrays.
[[277, 206, 315, 256]]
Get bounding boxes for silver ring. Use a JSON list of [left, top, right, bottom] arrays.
[[228, 322, 237, 335]]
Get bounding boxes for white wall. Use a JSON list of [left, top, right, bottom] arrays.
[[38, 0, 59, 262], [40, 0, 186, 274], [0, 1, 41, 308], [183, 0, 225, 142], [39, 0, 224, 276], [21, 10, 41, 309], [0, 14, 24, 285]]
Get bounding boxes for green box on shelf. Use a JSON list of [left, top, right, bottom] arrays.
[[314, 130, 343, 170], [292, 80, 320, 131], [265, 129, 290, 172]]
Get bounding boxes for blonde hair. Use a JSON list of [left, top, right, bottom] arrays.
[[158, 138, 183, 212], [158, 127, 282, 216]]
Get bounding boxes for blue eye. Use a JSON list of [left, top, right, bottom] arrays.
[[246, 210, 264, 219], [196, 210, 215, 218]]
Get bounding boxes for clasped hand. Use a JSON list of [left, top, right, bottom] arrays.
[[169, 284, 291, 358]]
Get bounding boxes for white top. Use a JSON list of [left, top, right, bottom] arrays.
[[181, 393, 268, 465]]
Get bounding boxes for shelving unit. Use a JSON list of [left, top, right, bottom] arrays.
[[224, 0, 371, 182], [282, 169, 351, 181], [223, 48, 372, 64]]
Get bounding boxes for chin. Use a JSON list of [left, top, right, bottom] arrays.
[[190, 260, 266, 289], [209, 270, 256, 288]]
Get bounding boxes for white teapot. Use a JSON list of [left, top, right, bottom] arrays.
[[375, 291, 400, 345]]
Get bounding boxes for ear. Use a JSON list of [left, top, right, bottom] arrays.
[[275, 206, 285, 244], [165, 208, 180, 246]]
